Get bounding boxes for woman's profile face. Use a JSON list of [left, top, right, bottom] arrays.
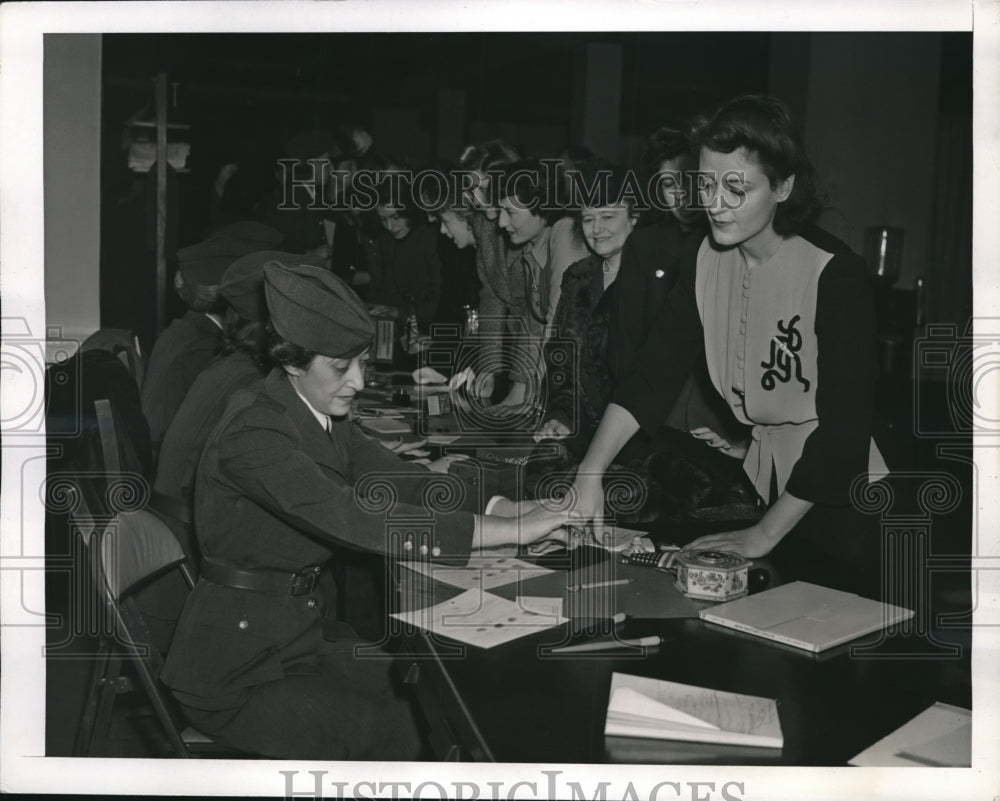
[[698, 146, 793, 251], [580, 204, 635, 259], [288, 350, 369, 417], [497, 198, 547, 247], [376, 204, 413, 240], [439, 209, 477, 250]]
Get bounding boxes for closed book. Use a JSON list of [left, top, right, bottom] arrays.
[[698, 581, 915, 653], [603, 673, 783, 749]]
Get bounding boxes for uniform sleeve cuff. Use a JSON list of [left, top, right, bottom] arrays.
[[484, 495, 507, 515]]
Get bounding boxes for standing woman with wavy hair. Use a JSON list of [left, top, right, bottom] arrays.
[[567, 95, 888, 581]]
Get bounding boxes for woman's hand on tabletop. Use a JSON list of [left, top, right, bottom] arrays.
[[412, 366, 449, 385], [380, 437, 429, 454], [683, 524, 782, 559], [534, 418, 571, 442], [690, 427, 749, 460], [425, 453, 469, 473], [475, 503, 571, 549]]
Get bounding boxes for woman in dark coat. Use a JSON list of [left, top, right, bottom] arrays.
[[160, 262, 570, 760]]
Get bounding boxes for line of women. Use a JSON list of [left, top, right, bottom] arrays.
[[158, 93, 889, 760]]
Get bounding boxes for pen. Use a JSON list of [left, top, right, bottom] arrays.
[[567, 578, 633, 592], [550, 635, 661, 654]]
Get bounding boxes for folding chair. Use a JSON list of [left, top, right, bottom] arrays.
[[82, 328, 147, 391], [72, 499, 243, 757]]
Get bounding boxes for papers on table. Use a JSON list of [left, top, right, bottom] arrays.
[[401, 555, 553, 591], [516, 595, 564, 619], [594, 526, 654, 552], [358, 417, 412, 435], [848, 702, 971, 767], [427, 433, 461, 445], [604, 673, 783, 749], [391, 588, 568, 648]]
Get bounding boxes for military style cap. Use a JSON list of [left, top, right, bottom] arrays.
[[219, 251, 324, 322], [264, 261, 374, 358], [176, 223, 283, 288], [210, 221, 284, 249]]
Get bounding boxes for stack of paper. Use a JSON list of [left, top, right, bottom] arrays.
[[604, 673, 783, 749], [848, 702, 971, 767]]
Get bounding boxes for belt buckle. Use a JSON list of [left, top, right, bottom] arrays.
[[290, 567, 320, 597]]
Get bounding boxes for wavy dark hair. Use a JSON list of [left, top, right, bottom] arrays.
[[220, 307, 270, 369], [420, 161, 474, 222], [691, 95, 820, 236], [641, 122, 697, 181], [264, 320, 318, 370], [175, 272, 225, 314], [495, 158, 563, 225]]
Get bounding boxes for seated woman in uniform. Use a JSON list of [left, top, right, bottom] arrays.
[[567, 95, 887, 574], [154, 251, 325, 525], [160, 262, 572, 760]]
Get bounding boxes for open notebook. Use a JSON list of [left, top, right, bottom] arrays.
[[604, 673, 783, 749], [699, 581, 915, 653]]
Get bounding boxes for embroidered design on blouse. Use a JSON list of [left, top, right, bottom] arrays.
[[760, 314, 811, 392]]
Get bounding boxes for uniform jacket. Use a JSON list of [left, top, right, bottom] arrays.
[[153, 349, 263, 511], [160, 368, 476, 700], [141, 311, 224, 448]]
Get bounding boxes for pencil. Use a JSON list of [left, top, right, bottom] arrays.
[[550, 636, 662, 654]]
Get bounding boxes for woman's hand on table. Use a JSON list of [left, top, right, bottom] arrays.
[[475, 503, 571, 550], [683, 524, 782, 559], [425, 453, 469, 473], [412, 366, 449, 385], [690, 427, 749, 460], [380, 437, 429, 454], [534, 418, 570, 442]]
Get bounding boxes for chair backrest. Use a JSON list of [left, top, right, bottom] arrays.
[[82, 328, 146, 390], [98, 510, 193, 601], [88, 508, 196, 757]]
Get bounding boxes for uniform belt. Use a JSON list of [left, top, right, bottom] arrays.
[[200, 558, 324, 597]]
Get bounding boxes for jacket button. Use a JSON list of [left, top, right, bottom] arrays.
[[237, 618, 249, 630], [307, 599, 317, 609]]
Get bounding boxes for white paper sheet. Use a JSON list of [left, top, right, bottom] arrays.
[[848, 702, 971, 767], [391, 588, 568, 648], [401, 555, 553, 590], [516, 595, 565, 620]]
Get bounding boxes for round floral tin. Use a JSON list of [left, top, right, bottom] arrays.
[[674, 550, 750, 601]]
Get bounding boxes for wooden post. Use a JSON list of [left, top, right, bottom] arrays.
[[155, 72, 168, 335]]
